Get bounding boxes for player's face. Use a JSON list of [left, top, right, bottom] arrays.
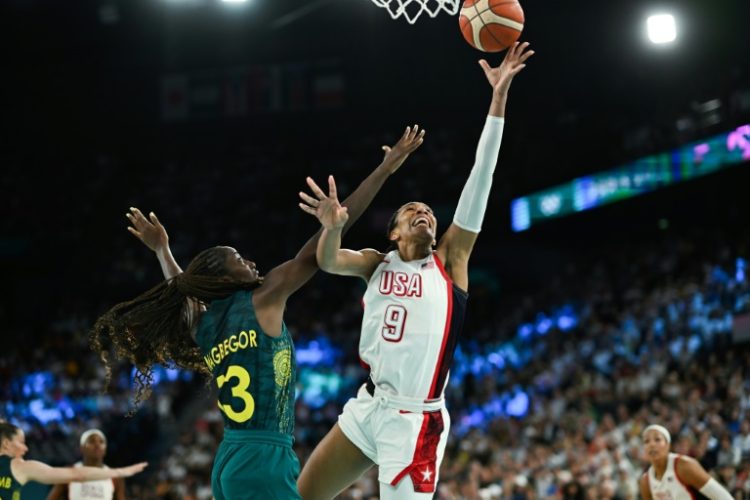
[[1, 430, 28, 459], [643, 430, 669, 462], [223, 247, 262, 285], [390, 202, 437, 246], [81, 433, 107, 461]]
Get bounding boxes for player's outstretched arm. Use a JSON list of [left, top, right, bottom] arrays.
[[299, 175, 383, 280], [126, 207, 205, 333], [676, 456, 733, 500], [437, 42, 534, 291], [12, 459, 147, 486], [262, 125, 425, 298], [126, 207, 182, 279]]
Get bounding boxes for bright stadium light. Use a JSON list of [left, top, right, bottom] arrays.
[[221, 0, 247, 3], [647, 14, 677, 44]]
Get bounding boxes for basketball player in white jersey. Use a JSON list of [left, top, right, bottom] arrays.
[[639, 424, 733, 500], [296, 42, 534, 500], [47, 429, 125, 500]]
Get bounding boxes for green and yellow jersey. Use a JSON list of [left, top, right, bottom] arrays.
[[195, 290, 296, 434], [0, 456, 21, 500]]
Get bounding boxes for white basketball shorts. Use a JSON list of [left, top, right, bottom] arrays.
[[338, 383, 450, 493]]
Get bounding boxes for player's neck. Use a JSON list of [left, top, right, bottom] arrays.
[[397, 243, 432, 262], [83, 457, 104, 467], [652, 458, 668, 479]]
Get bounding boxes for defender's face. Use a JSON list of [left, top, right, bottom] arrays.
[[223, 247, 262, 284], [643, 430, 669, 462], [1, 430, 28, 459], [390, 202, 437, 246]]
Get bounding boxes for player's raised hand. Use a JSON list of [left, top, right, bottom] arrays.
[[380, 124, 426, 174], [116, 462, 149, 478], [299, 175, 349, 231], [479, 41, 534, 98], [126, 207, 169, 252]]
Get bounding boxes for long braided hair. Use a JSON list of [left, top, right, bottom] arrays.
[[91, 246, 257, 410]]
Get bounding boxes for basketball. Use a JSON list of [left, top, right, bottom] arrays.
[[459, 0, 525, 53]]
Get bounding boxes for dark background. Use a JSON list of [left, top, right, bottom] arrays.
[[2, 0, 750, 495], [2, 0, 750, 376]]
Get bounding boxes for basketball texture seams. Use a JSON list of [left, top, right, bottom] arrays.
[[459, 0, 524, 53]]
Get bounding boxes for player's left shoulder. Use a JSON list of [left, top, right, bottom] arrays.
[[674, 454, 708, 484], [675, 454, 700, 467]]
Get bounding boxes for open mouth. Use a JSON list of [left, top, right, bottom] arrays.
[[412, 216, 431, 228]]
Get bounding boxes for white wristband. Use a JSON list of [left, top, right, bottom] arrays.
[[452, 116, 505, 233], [699, 477, 733, 500]]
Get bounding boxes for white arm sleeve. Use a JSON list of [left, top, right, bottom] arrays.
[[699, 478, 733, 500], [452, 115, 505, 233]]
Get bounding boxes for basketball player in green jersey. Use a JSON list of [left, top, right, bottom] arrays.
[[91, 125, 425, 500], [0, 422, 146, 500]]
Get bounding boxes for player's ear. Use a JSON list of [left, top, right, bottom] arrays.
[[389, 229, 399, 243]]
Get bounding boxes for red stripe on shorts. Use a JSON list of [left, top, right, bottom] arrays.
[[390, 410, 445, 493]]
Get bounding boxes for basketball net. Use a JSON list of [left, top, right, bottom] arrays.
[[370, 0, 459, 24]]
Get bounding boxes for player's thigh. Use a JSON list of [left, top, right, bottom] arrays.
[[379, 477, 435, 500], [214, 441, 301, 500], [298, 423, 374, 500]]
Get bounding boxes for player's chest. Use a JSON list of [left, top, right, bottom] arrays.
[[652, 474, 684, 499]]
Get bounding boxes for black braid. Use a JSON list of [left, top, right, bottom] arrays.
[[91, 246, 257, 412]]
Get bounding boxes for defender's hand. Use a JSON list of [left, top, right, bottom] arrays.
[[298, 175, 349, 231], [381, 124, 426, 174], [126, 207, 169, 253], [116, 462, 148, 478]]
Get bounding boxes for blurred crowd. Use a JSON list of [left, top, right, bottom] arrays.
[[2, 72, 750, 498], [135, 230, 750, 499]]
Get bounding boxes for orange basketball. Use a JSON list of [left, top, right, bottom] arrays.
[[459, 0, 525, 53]]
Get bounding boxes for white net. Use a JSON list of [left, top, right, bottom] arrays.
[[369, 0, 460, 24]]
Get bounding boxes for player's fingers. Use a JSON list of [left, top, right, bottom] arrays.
[[306, 176, 327, 199], [478, 59, 491, 74], [126, 213, 145, 230], [519, 49, 535, 63], [507, 41, 520, 60], [299, 191, 319, 206], [328, 175, 337, 199], [126, 227, 142, 239], [382, 146, 392, 154], [408, 131, 425, 150], [298, 203, 317, 215], [130, 207, 147, 222], [402, 125, 411, 140], [409, 124, 419, 141], [149, 211, 163, 227]]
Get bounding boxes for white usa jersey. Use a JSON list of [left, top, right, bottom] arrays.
[[68, 462, 116, 500], [647, 453, 696, 500], [360, 250, 467, 401]]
